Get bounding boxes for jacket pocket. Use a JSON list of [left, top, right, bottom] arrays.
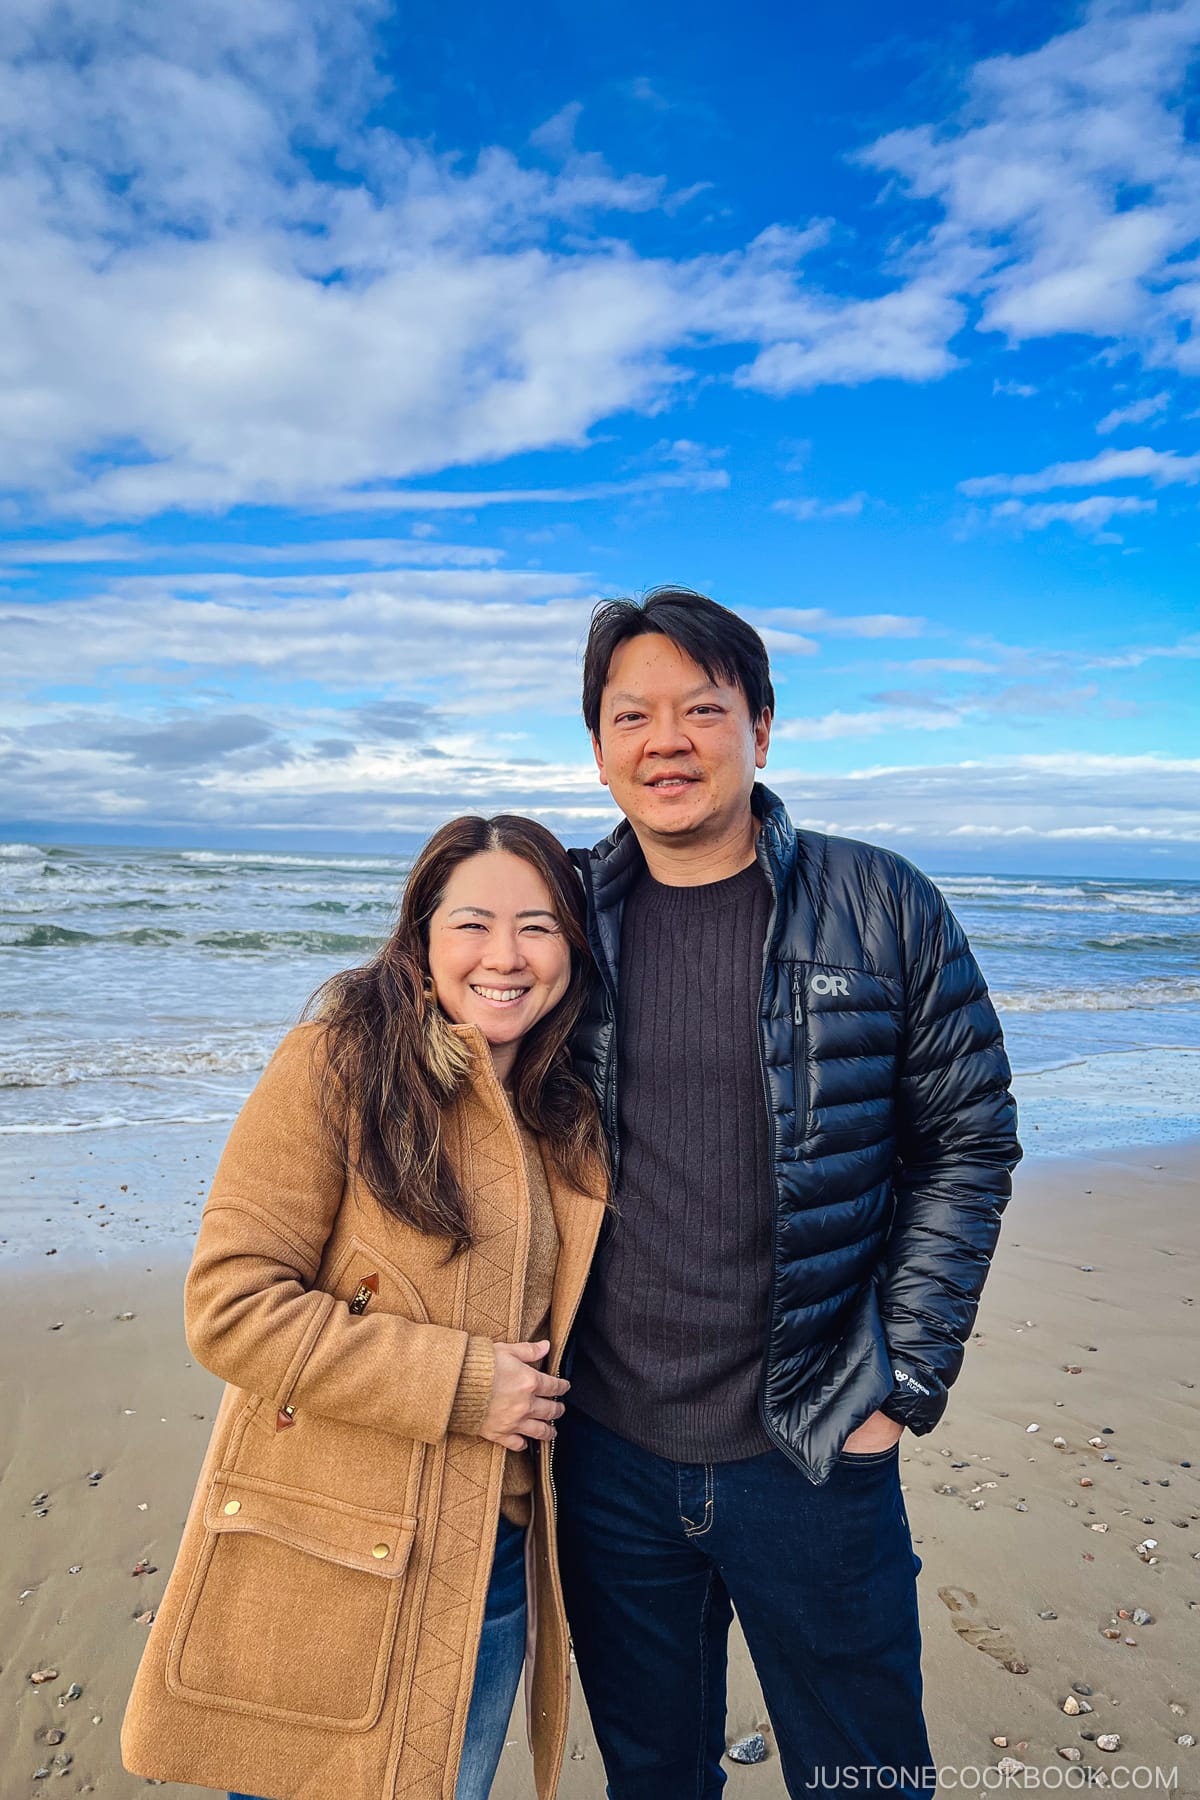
[[166, 1471, 415, 1730]]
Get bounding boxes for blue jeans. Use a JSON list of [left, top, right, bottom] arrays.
[[554, 1410, 934, 1800], [231, 1512, 527, 1800]]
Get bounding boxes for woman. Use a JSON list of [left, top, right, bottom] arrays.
[[122, 815, 609, 1800]]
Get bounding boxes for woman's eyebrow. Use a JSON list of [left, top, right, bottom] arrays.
[[446, 906, 558, 919]]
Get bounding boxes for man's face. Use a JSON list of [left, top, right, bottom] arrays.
[[591, 634, 771, 847]]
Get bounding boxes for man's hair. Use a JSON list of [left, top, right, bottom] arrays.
[[581, 585, 775, 737]]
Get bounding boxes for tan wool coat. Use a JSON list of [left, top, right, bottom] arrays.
[[121, 1021, 607, 1800]]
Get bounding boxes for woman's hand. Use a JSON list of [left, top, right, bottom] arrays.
[[479, 1339, 569, 1451]]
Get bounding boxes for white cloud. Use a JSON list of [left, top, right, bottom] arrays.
[[771, 492, 868, 521], [775, 705, 962, 742], [1096, 391, 1170, 433], [860, 0, 1200, 367], [4, 1, 1200, 521], [993, 379, 1038, 398], [990, 494, 1156, 539], [960, 446, 1200, 496], [753, 607, 925, 639]]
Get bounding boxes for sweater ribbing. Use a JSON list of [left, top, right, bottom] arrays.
[[570, 861, 775, 1461]]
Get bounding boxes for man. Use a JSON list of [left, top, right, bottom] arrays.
[[556, 587, 1021, 1800]]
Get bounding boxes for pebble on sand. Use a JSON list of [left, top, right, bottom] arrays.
[[727, 1735, 768, 1765], [27, 1670, 58, 1685], [1096, 1735, 1121, 1753]]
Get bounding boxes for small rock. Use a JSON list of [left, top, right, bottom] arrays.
[[998, 1757, 1026, 1776], [993, 1736, 1008, 1748], [32, 1769, 51, 1782], [1178, 1735, 1196, 1748], [51, 1752, 72, 1770], [115, 1311, 135, 1321], [727, 1734, 768, 1765], [133, 1608, 156, 1625], [1053, 1436, 1068, 1449], [1091, 1522, 1109, 1533], [28, 1669, 58, 1684], [130, 1560, 157, 1576], [1102, 1628, 1121, 1640], [1089, 1436, 1105, 1448], [57, 1683, 82, 1706], [1039, 1609, 1058, 1620], [1096, 1734, 1120, 1753], [1063, 1696, 1083, 1715], [41, 1731, 64, 1747], [1058, 1748, 1083, 1763], [1026, 1424, 1040, 1434], [1002, 1658, 1030, 1675], [1079, 1265, 1094, 1272], [1131, 1608, 1152, 1626], [1073, 1684, 1094, 1697], [1169, 1704, 1186, 1717], [1016, 1501, 1028, 1512], [1065, 1366, 1082, 1375]]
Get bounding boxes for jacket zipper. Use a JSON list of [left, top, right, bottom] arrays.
[[791, 966, 810, 1141], [754, 843, 782, 1448]]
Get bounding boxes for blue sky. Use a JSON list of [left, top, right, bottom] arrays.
[[1, 0, 1198, 873]]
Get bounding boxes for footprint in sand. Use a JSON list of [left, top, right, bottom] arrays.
[[937, 1585, 1029, 1675]]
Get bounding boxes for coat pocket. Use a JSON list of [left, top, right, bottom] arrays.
[[166, 1471, 415, 1730]]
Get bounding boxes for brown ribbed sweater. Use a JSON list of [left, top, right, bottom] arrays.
[[449, 1110, 560, 1524], [570, 861, 775, 1461]]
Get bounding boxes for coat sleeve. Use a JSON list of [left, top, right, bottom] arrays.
[[876, 868, 1022, 1433], [184, 1024, 481, 1446]]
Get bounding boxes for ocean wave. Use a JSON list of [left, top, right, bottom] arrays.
[[0, 922, 380, 954], [0, 923, 186, 948], [179, 850, 408, 874], [0, 1110, 238, 1135], [994, 977, 1200, 1013], [0, 1035, 276, 1088], [1081, 931, 1200, 952], [195, 928, 382, 954], [0, 842, 44, 860]]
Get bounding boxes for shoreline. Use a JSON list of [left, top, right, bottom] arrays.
[[1, 1141, 1197, 1798]]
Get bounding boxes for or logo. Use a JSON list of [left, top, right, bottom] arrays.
[[810, 973, 849, 997]]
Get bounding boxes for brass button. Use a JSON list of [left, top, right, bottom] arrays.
[[371, 1543, 389, 1559], [223, 1499, 241, 1515]]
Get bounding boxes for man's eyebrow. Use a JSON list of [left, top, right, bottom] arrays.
[[607, 683, 723, 705], [446, 906, 558, 920]]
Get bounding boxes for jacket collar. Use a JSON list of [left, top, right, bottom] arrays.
[[579, 781, 798, 907]]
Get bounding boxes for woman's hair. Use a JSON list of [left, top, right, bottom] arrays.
[[308, 814, 607, 1251]]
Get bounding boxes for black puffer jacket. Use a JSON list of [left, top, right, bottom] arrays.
[[571, 784, 1022, 1484]]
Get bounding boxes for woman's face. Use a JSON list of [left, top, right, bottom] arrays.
[[426, 849, 572, 1079]]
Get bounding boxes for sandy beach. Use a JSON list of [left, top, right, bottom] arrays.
[[2, 1140, 1196, 1800]]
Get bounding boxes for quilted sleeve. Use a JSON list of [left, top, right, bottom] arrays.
[[876, 868, 1022, 1433]]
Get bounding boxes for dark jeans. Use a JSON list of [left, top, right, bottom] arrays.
[[230, 1513, 526, 1800], [554, 1410, 934, 1800]]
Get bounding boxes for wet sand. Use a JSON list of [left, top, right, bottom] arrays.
[[1, 1140, 1196, 1798]]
